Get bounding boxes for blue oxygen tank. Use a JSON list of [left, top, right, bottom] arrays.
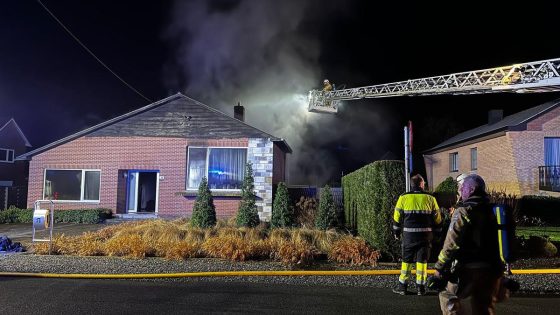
[[493, 204, 513, 264]]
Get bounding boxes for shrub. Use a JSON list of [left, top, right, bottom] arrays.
[[435, 176, 458, 194], [315, 185, 336, 230], [522, 235, 558, 257], [271, 182, 294, 228], [342, 160, 404, 260], [191, 177, 217, 228], [0, 207, 111, 224], [329, 236, 381, 266], [516, 195, 560, 226], [294, 196, 318, 228], [236, 162, 260, 227]]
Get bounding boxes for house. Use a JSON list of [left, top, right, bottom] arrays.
[[0, 118, 32, 209], [423, 99, 560, 197], [17, 93, 291, 220]]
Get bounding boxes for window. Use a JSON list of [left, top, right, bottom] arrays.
[[449, 152, 458, 172], [187, 147, 247, 190], [43, 169, 101, 201], [0, 148, 14, 163], [545, 138, 560, 166], [470, 148, 478, 170]]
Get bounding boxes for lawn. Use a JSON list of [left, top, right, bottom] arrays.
[[517, 227, 560, 242]]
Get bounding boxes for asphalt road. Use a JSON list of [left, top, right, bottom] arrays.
[[0, 277, 558, 314]]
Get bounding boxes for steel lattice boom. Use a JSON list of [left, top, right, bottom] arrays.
[[309, 58, 560, 113]]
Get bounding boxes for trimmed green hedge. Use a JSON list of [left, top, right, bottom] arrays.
[[342, 160, 404, 260], [0, 207, 112, 224], [516, 195, 560, 226]]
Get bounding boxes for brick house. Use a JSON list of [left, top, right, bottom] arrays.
[[17, 93, 291, 220], [423, 99, 560, 197], [0, 118, 32, 209]]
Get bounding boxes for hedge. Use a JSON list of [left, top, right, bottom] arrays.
[[0, 207, 112, 224], [516, 195, 560, 226], [342, 160, 404, 260]]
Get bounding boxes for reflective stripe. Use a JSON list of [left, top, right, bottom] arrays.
[[393, 225, 401, 230], [495, 206, 506, 263], [403, 227, 432, 232], [402, 209, 434, 214]]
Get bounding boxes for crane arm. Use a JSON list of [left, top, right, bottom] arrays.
[[309, 58, 560, 113]]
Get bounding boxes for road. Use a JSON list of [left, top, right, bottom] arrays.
[[0, 277, 558, 314]]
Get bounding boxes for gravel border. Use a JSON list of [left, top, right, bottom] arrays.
[[1, 253, 559, 295]]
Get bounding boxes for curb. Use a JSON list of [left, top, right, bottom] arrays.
[[1, 269, 560, 279]]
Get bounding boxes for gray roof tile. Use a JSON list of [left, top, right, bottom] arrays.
[[18, 93, 291, 159], [425, 98, 560, 153]]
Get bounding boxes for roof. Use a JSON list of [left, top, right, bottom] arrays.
[[17, 93, 291, 160], [0, 118, 32, 147], [425, 98, 560, 153]]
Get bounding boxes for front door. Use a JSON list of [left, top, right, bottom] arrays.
[[126, 170, 159, 213]]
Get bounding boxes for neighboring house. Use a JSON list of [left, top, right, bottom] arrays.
[[17, 93, 291, 220], [423, 99, 560, 197], [0, 118, 32, 209]]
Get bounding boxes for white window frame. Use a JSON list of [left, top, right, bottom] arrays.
[[470, 147, 478, 171], [186, 146, 247, 191], [0, 148, 15, 163], [449, 152, 459, 172], [43, 168, 101, 202]]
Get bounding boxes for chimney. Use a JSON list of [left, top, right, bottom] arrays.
[[488, 109, 503, 125], [234, 102, 245, 122]]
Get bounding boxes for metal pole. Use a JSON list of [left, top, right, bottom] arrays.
[[48, 200, 54, 255], [404, 126, 410, 192], [3, 187, 7, 210]]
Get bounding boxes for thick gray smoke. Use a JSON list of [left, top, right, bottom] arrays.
[[164, 0, 393, 185]]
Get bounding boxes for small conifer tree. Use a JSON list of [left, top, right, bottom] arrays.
[[191, 177, 217, 228], [315, 185, 336, 230], [271, 182, 293, 228], [236, 162, 260, 227]]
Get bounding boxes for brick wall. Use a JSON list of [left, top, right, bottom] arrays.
[[424, 106, 560, 197], [424, 134, 519, 194], [26, 136, 275, 216], [512, 106, 560, 197]]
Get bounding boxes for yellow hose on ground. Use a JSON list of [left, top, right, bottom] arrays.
[[0, 269, 558, 279]]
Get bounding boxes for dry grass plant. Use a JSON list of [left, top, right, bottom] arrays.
[[328, 236, 381, 266], [31, 218, 380, 266]]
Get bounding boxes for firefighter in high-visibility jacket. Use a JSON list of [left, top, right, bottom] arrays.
[[393, 174, 442, 296]]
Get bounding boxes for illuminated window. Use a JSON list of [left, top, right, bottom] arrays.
[[449, 152, 458, 172], [545, 138, 560, 166], [187, 147, 247, 190], [471, 148, 478, 170], [43, 169, 100, 201], [0, 148, 14, 163]]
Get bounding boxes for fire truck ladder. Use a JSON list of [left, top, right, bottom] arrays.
[[308, 58, 560, 113]]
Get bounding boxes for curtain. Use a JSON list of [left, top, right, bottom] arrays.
[[545, 138, 560, 166], [208, 148, 247, 189], [84, 171, 100, 200], [187, 148, 207, 189]]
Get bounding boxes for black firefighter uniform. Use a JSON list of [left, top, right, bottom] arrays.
[[393, 191, 442, 286]]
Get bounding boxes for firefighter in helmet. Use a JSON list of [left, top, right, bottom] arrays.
[[323, 79, 333, 92], [433, 174, 505, 314]]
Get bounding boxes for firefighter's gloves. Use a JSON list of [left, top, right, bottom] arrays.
[[427, 269, 450, 292]]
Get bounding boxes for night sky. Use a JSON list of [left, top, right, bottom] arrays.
[[2, 0, 560, 186]]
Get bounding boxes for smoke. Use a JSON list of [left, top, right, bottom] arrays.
[[164, 0, 394, 185]]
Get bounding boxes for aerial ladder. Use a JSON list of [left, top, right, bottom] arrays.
[[308, 57, 560, 113]]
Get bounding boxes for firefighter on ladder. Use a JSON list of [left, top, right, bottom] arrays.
[[392, 174, 442, 296], [322, 79, 334, 108]]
